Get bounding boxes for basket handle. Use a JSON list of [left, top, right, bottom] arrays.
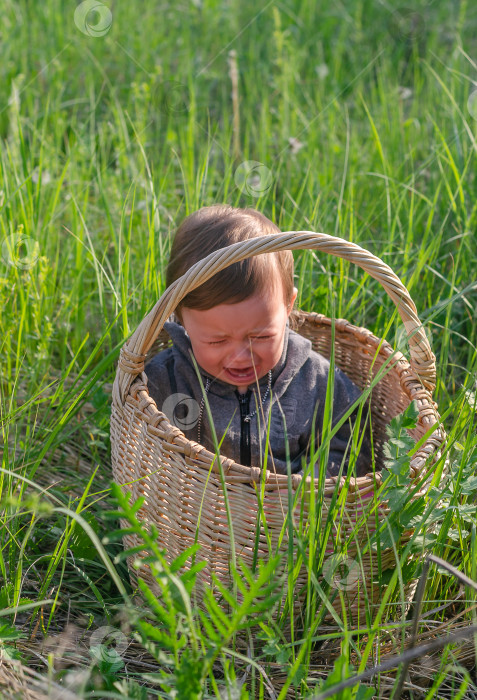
[[112, 231, 436, 407]]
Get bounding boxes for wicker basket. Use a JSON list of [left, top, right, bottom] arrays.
[[111, 232, 445, 626]]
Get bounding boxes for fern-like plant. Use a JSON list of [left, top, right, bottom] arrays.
[[103, 482, 284, 698]]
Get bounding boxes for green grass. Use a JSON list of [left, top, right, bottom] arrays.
[[1, 0, 477, 697]]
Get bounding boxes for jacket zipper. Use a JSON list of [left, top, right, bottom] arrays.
[[237, 389, 252, 466]]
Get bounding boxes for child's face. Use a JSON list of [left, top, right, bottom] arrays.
[[181, 281, 298, 393]]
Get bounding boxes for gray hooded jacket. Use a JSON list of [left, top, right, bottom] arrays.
[[144, 318, 371, 478]]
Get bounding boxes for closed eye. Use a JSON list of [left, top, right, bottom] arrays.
[[208, 336, 272, 345]]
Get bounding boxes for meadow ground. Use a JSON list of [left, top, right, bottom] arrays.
[[1, 0, 477, 698]]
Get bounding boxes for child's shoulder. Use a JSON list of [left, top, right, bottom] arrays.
[[145, 344, 173, 365], [144, 337, 175, 376], [145, 321, 187, 365], [286, 327, 361, 398], [287, 326, 330, 373]]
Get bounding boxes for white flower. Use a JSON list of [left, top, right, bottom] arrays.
[[398, 86, 413, 100], [32, 167, 51, 185], [464, 388, 477, 411], [315, 63, 329, 79], [288, 137, 304, 154]]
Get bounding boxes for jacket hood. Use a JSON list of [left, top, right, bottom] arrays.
[[162, 317, 312, 402]]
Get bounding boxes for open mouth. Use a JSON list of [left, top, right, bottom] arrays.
[[225, 366, 258, 381]]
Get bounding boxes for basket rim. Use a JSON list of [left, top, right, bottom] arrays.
[[126, 309, 444, 491], [112, 231, 438, 409]]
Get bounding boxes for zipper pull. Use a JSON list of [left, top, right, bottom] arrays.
[[237, 389, 251, 421]]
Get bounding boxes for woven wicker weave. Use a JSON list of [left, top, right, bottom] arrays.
[[110, 232, 444, 625]]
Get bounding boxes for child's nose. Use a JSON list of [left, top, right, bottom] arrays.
[[228, 341, 255, 364]]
